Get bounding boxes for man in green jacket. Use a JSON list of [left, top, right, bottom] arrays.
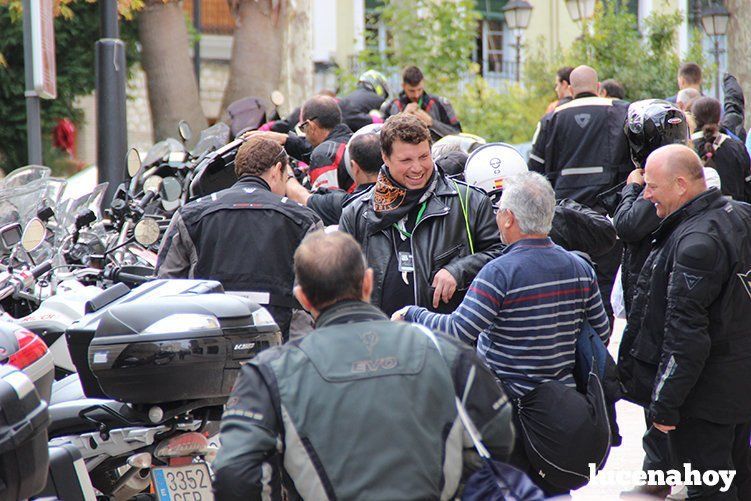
[[212, 230, 515, 500]]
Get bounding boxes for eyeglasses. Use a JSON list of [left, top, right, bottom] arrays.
[[299, 117, 317, 134], [272, 147, 288, 166]]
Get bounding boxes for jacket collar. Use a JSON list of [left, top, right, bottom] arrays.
[[235, 175, 271, 191], [315, 300, 388, 328], [502, 237, 554, 254], [324, 123, 353, 143], [652, 188, 724, 242], [574, 91, 598, 99]]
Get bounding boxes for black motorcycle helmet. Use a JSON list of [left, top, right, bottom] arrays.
[[624, 99, 689, 168]]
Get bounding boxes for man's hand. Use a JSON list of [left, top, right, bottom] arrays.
[[412, 109, 433, 127], [432, 269, 458, 308], [242, 130, 288, 145], [391, 306, 411, 322], [404, 102, 419, 114], [627, 168, 645, 186], [653, 423, 676, 434]]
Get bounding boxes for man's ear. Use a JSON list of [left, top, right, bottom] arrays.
[[675, 175, 689, 196], [362, 268, 374, 302], [381, 151, 389, 167], [294, 285, 314, 314], [351, 160, 361, 179]]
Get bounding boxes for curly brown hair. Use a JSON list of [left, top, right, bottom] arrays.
[[234, 137, 288, 178], [380, 113, 431, 157]]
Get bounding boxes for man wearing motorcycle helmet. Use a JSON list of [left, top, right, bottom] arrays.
[[156, 137, 322, 339], [465, 143, 616, 263], [613, 99, 690, 499], [335, 70, 391, 133]]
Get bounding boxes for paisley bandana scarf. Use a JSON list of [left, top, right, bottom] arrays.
[[371, 165, 437, 232]]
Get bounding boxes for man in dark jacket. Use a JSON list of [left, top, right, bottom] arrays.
[[340, 114, 502, 316], [382, 65, 461, 140], [338, 70, 389, 132], [249, 95, 354, 191], [619, 144, 751, 499], [212, 230, 515, 500], [528, 65, 631, 210], [156, 137, 322, 338]]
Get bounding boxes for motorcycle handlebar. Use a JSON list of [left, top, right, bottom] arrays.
[[31, 261, 53, 279], [139, 190, 158, 209]]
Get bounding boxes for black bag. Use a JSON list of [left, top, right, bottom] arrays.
[[515, 372, 611, 492]]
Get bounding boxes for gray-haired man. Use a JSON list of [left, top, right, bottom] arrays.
[[395, 171, 609, 495]]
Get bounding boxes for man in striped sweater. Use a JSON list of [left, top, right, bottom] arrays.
[[394, 171, 610, 400]]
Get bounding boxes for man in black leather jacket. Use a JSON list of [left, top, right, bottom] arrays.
[[618, 144, 751, 499], [156, 137, 322, 338], [339, 114, 502, 316]]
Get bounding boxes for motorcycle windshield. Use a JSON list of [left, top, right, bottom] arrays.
[[191, 122, 231, 158], [0, 178, 57, 227], [2, 165, 51, 189], [141, 138, 185, 169]]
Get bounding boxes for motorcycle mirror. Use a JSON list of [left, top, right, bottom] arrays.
[[126, 148, 142, 178], [178, 120, 193, 143], [0, 223, 22, 250], [134, 219, 161, 247], [160, 176, 182, 202], [21, 218, 46, 252], [270, 90, 285, 107], [143, 175, 163, 194]]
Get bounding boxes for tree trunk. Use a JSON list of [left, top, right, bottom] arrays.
[[726, 0, 751, 127], [220, 0, 312, 117], [138, 0, 207, 145]]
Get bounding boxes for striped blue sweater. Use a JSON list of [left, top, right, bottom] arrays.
[[405, 237, 610, 399]]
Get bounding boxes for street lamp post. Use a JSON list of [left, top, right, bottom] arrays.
[[565, 0, 596, 35], [700, 3, 730, 100], [502, 0, 533, 82]]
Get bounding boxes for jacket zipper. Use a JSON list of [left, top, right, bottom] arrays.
[[410, 207, 451, 304]]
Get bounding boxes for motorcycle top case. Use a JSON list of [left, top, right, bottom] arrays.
[[84, 293, 280, 404], [0, 365, 50, 500], [67, 279, 227, 399]]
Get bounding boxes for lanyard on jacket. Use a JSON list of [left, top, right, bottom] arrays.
[[393, 202, 428, 239]]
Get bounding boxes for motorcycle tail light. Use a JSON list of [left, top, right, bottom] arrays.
[[8, 328, 48, 370], [155, 432, 210, 459]]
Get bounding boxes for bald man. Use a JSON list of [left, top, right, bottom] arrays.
[[619, 144, 751, 499], [528, 64, 631, 330]]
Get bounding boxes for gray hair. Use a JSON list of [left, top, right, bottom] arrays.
[[497, 172, 555, 235]]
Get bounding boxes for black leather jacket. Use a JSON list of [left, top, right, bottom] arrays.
[[618, 188, 751, 425], [339, 174, 503, 313], [613, 183, 661, 313]]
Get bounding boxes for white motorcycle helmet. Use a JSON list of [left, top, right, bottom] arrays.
[[431, 133, 486, 160], [343, 123, 383, 181], [464, 143, 528, 205]]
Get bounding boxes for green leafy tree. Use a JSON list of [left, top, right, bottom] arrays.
[[458, 0, 711, 143], [0, 0, 139, 174], [343, 0, 479, 97]]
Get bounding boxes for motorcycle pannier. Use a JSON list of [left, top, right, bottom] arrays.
[[83, 293, 280, 404], [0, 365, 50, 500]]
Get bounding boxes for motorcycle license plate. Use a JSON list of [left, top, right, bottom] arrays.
[[152, 463, 214, 501]]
